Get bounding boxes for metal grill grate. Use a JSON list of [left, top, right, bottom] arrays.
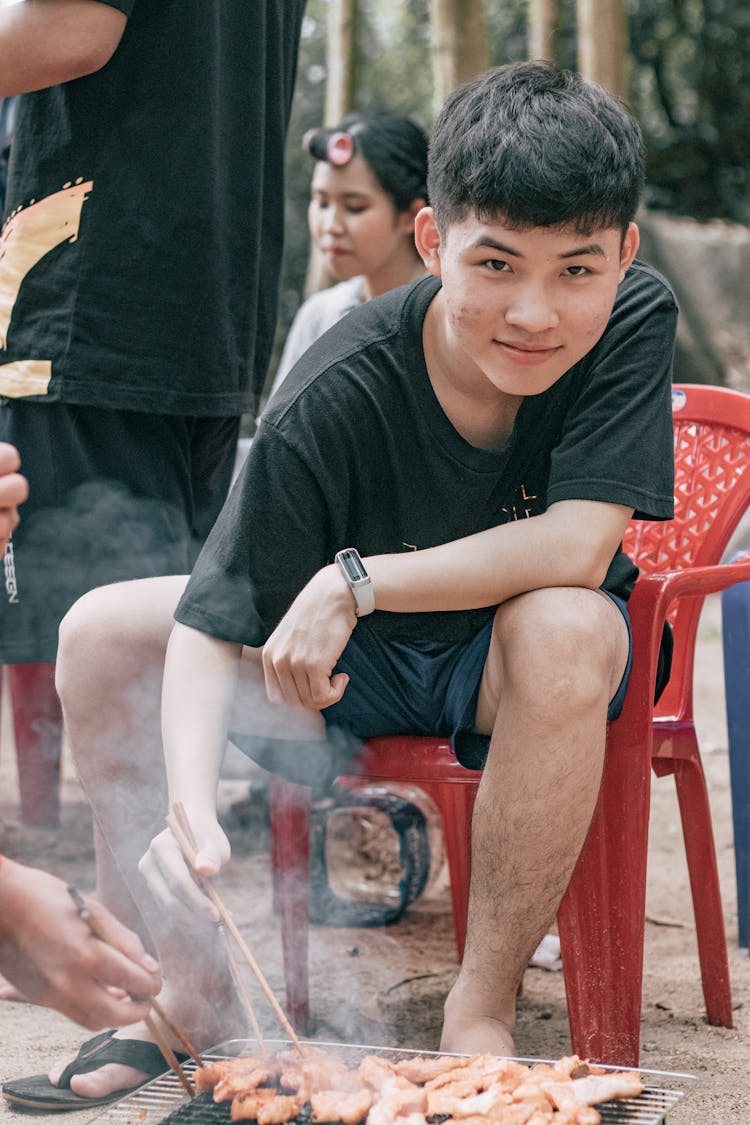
[[90, 1040, 695, 1125]]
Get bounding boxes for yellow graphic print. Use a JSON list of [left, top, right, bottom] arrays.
[[401, 484, 540, 553], [501, 483, 539, 522], [0, 180, 92, 397]]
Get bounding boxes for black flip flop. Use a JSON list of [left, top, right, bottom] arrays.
[[2, 1029, 189, 1113]]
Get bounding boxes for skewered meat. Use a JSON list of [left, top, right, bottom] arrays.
[[193, 1046, 645, 1125], [311, 1088, 374, 1123]]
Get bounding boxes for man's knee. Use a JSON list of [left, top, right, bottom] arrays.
[[57, 586, 115, 699], [486, 587, 624, 711], [57, 576, 184, 701]]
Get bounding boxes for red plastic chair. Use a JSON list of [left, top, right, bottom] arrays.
[[3, 662, 63, 828], [268, 383, 750, 1063]]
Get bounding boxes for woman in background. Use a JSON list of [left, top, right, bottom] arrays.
[[270, 111, 429, 394]]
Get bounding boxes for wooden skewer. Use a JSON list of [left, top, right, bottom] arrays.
[[167, 803, 303, 1055], [168, 805, 267, 1048], [222, 923, 267, 1051], [150, 998, 203, 1067], [66, 885, 197, 1095], [144, 1013, 196, 1097]]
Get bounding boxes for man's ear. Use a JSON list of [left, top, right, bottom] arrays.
[[414, 207, 443, 277], [618, 222, 640, 281]]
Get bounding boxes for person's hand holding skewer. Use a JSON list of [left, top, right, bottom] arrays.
[[0, 857, 160, 1029], [138, 813, 229, 920]]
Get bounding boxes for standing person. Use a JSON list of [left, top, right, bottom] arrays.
[[0, 0, 306, 822], [0, 94, 16, 212], [0, 442, 161, 1036], [270, 112, 429, 394], [6, 61, 676, 1108]]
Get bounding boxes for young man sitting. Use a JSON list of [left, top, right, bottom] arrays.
[[9, 60, 676, 1110]]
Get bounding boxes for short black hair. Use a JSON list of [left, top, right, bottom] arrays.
[[305, 112, 429, 212], [428, 60, 644, 235]]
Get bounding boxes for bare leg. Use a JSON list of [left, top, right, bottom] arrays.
[[441, 587, 629, 1056], [51, 576, 324, 1099], [51, 577, 242, 1097]]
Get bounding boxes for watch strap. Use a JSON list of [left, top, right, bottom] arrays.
[[335, 549, 375, 617]]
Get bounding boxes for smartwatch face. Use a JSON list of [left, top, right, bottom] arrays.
[[337, 548, 367, 583]]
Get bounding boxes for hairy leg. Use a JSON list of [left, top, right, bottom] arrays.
[[441, 587, 629, 1056]]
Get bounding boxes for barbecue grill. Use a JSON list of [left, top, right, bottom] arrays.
[[90, 1040, 696, 1125]]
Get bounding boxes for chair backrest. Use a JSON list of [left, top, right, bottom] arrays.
[[623, 383, 750, 717]]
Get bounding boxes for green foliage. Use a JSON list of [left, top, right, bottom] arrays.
[[627, 0, 750, 222]]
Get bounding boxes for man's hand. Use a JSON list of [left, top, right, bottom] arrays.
[[0, 859, 160, 1030], [0, 442, 28, 554], [262, 564, 358, 710], [138, 815, 230, 922]]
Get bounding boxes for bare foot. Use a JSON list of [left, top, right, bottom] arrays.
[[440, 1013, 516, 1058], [441, 976, 517, 1057], [47, 1020, 167, 1100], [47, 980, 247, 1101]]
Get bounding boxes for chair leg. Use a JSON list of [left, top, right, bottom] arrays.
[[422, 781, 477, 961], [268, 775, 312, 1034], [557, 742, 651, 1066], [8, 662, 62, 828], [673, 754, 733, 1027]]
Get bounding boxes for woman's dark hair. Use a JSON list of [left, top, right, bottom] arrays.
[[304, 112, 429, 211], [428, 60, 645, 235]]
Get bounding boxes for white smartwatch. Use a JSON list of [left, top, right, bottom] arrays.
[[335, 548, 375, 617]]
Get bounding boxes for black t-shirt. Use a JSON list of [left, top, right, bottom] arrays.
[[176, 262, 677, 648], [0, 0, 305, 417]]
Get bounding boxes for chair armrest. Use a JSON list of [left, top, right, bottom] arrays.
[[617, 551, 750, 723], [629, 551, 750, 625]]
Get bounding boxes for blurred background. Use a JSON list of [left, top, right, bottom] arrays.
[[268, 0, 750, 422]]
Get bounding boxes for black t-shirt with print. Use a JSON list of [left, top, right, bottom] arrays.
[[176, 263, 677, 648], [0, 0, 305, 417]]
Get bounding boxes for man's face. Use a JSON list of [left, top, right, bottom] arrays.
[[416, 209, 639, 397]]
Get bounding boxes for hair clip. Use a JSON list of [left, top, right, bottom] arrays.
[[326, 131, 355, 166]]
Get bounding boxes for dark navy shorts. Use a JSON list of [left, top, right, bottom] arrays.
[[0, 400, 240, 662], [323, 592, 643, 771], [231, 594, 672, 786]]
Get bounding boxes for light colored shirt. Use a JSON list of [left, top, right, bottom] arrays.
[[270, 276, 365, 395]]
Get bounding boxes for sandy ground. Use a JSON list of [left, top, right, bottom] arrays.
[[1, 592, 750, 1124]]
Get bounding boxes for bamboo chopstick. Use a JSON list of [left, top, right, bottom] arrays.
[[167, 802, 303, 1055], [150, 999, 203, 1067], [66, 884, 197, 1095], [222, 923, 268, 1051], [166, 807, 267, 1048], [144, 1013, 196, 1097]]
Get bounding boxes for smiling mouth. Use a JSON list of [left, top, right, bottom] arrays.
[[496, 340, 562, 363]]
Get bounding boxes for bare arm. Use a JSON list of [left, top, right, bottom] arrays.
[[364, 499, 633, 613], [0, 0, 127, 97], [139, 623, 243, 916], [0, 857, 160, 1028], [263, 499, 634, 709]]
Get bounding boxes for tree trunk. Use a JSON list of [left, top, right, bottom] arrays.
[[308, 0, 359, 297], [325, 0, 358, 124], [576, 0, 628, 100], [528, 0, 558, 63], [430, 0, 489, 113]]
